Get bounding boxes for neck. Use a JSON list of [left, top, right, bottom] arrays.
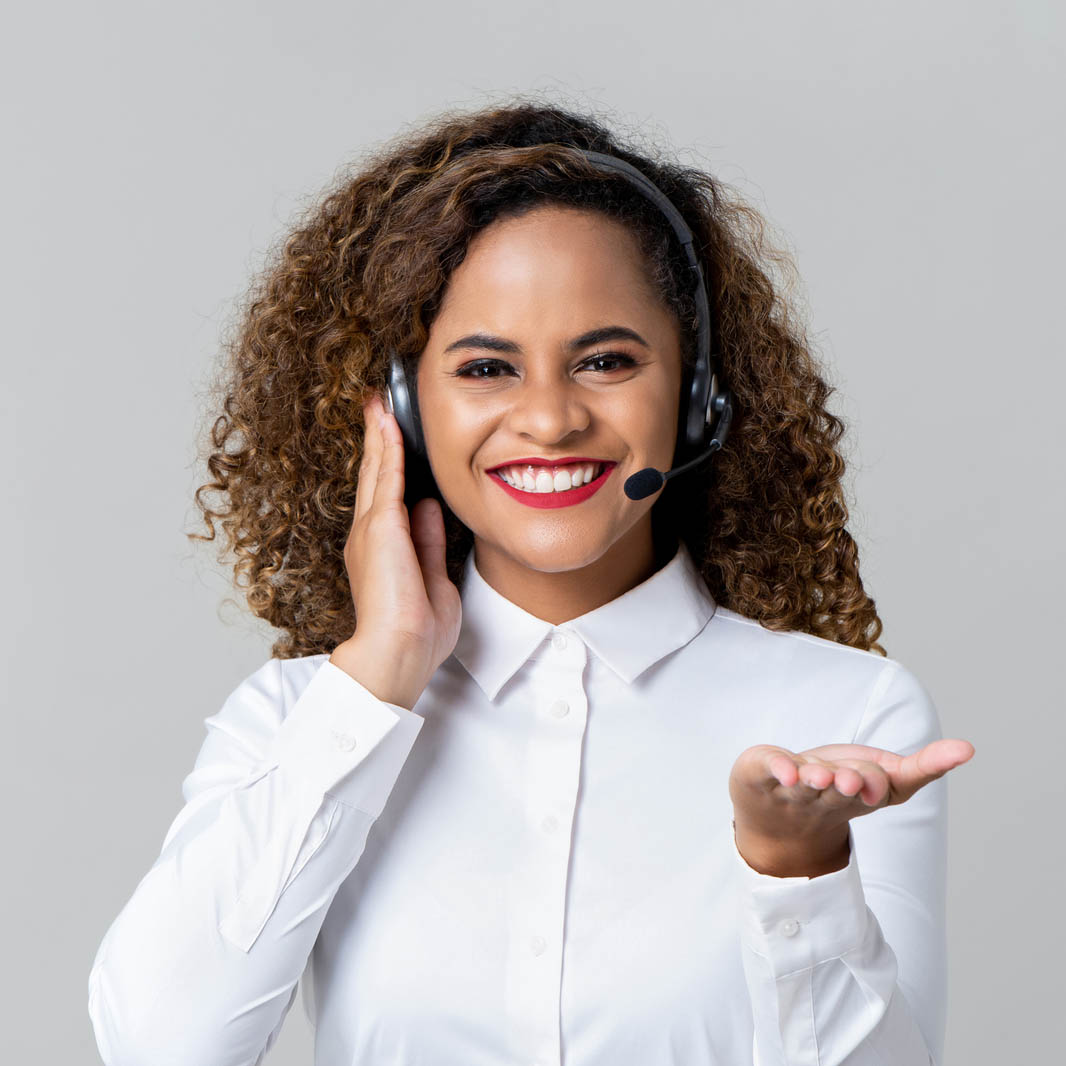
[[472, 520, 678, 626]]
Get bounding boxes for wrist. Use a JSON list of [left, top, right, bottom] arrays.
[[733, 820, 851, 879], [329, 636, 430, 712]]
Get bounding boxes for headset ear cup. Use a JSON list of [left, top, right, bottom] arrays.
[[408, 366, 427, 458], [387, 352, 426, 457]]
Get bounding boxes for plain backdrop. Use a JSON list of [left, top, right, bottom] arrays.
[[3, 2, 1061, 1063]]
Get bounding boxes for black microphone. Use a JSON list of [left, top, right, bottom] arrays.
[[624, 393, 734, 501], [623, 442, 723, 501]]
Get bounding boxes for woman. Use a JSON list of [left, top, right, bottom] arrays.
[[88, 99, 974, 1065]]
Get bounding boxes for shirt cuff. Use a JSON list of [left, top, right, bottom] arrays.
[[731, 820, 870, 976], [269, 659, 425, 817]]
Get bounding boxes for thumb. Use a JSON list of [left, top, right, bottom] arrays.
[[895, 738, 976, 799]]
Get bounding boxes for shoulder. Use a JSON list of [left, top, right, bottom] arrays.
[[701, 606, 938, 749], [705, 603, 898, 684], [708, 603, 890, 667]]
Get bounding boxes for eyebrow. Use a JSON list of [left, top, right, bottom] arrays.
[[442, 325, 651, 357]]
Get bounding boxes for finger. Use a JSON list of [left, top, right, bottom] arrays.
[[810, 765, 866, 810], [792, 756, 864, 806], [833, 758, 891, 807], [354, 397, 384, 525], [374, 402, 408, 523], [802, 740, 975, 782], [896, 738, 976, 799], [915, 738, 976, 775], [411, 496, 447, 592], [785, 758, 859, 814], [736, 745, 807, 791], [767, 751, 800, 788], [797, 760, 836, 791]]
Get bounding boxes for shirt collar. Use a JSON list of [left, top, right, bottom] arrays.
[[451, 539, 717, 701]]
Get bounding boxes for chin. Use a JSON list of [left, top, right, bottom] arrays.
[[486, 536, 613, 575]]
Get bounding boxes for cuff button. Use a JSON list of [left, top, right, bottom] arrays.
[[780, 918, 800, 937]]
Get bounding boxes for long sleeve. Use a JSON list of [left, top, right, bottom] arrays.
[[87, 657, 425, 1066], [732, 661, 948, 1066]]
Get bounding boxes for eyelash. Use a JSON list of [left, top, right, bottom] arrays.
[[452, 352, 639, 380]]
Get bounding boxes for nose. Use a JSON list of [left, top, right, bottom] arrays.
[[503, 377, 592, 445]]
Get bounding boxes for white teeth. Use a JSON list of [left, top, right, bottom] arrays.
[[497, 462, 606, 493]]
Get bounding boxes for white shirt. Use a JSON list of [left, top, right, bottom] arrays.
[[88, 540, 947, 1066]]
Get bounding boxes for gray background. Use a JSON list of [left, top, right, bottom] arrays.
[[3, 2, 1061, 1063]]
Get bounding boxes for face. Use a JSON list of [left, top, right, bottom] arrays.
[[415, 204, 683, 613]]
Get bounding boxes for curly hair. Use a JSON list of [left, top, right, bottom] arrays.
[[189, 95, 886, 659]]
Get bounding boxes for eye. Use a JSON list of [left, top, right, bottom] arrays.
[[452, 352, 638, 379], [453, 359, 511, 380], [583, 352, 637, 373]]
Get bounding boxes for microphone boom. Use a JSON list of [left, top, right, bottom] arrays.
[[623, 442, 722, 501]]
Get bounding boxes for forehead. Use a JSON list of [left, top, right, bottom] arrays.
[[436, 205, 664, 319]]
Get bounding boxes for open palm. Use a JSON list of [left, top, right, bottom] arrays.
[[729, 738, 975, 848]]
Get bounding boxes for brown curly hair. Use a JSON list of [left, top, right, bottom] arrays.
[[188, 95, 886, 659]]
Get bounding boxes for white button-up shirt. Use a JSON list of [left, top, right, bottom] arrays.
[[88, 540, 947, 1065]]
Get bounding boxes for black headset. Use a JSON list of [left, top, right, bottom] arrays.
[[383, 148, 734, 503]]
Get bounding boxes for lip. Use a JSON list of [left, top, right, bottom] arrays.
[[490, 462, 616, 509], [487, 456, 613, 472]]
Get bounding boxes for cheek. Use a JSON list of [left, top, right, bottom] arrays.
[[418, 395, 483, 485], [617, 391, 678, 445]]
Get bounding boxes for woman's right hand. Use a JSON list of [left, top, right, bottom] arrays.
[[329, 393, 462, 710]]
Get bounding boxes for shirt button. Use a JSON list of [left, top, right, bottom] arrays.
[[542, 815, 559, 834], [551, 632, 568, 651], [333, 731, 358, 752], [549, 699, 570, 718], [780, 918, 800, 937], [530, 935, 546, 955]]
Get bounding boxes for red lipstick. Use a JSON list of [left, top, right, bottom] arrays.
[[487, 456, 608, 471], [490, 463, 616, 509]]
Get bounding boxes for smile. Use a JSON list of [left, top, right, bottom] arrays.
[[489, 462, 617, 509]]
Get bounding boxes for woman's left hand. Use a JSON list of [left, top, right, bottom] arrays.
[[729, 739, 975, 878]]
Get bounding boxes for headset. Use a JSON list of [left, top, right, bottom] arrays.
[[383, 148, 734, 504]]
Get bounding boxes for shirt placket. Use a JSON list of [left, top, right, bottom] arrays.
[[505, 627, 589, 1066]]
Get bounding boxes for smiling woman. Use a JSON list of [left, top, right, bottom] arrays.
[[183, 105, 882, 658], [88, 96, 972, 1066]]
